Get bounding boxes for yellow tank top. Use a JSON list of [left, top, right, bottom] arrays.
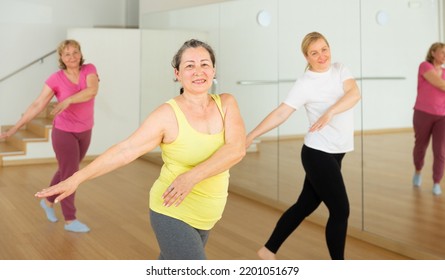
[[149, 94, 229, 230]]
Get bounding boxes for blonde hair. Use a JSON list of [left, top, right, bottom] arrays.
[[425, 42, 445, 64], [57, 39, 85, 69], [301, 32, 330, 71]]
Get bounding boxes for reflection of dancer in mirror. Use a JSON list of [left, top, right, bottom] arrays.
[[0, 39, 99, 233], [246, 32, 361, 260], [412, 42, 445, 196], [36, 39, 246, 259]]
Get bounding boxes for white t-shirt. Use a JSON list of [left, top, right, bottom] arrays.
[[283, 62, 355, 153]]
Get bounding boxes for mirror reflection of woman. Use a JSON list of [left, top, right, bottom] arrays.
[[412, 42, 445, 196], [246, 32, 361, 260]]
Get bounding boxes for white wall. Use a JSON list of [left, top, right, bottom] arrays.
[[140, 30, 209, 122], [140, 0, 443, 135], [359, 0, 440, 131], [66, 28, 141, 155], [139, 0, 231, 14], [0, 0, 129, 79], [126, 0, 140, 27]]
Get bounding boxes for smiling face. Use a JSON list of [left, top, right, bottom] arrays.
[[60, 44, 82, 70], [432, 46, 445, 65], [57, 40, 84, 70], [304, 38, 331, 72], [174, 46, 216, 94]]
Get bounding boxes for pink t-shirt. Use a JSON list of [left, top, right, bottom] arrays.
[[45, 63, 98, 132], [414, 61, 445, 116]]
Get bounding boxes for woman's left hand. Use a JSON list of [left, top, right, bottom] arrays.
[[50, 99, 71, 116], [309, 111, 333, 132], [162, 174, 194, 207]]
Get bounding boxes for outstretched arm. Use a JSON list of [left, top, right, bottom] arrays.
[[423, 69, 445, 91], [35, 103, 170, 203], [50, 73, 99, 115], [246, 103, 295, 147], [0, 85, 54, 139]]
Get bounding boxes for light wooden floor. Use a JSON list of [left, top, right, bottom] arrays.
[[361, 131, 445, 258], [0, 158, 408, 260], [225, 130, 445, 259]]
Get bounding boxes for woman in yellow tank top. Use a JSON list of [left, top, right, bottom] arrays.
[[36, 39, 246, 259]]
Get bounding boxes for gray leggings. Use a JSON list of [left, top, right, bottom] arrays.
[[150, 210, 210, 260]]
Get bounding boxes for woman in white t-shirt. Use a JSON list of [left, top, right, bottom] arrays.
[[246, 32, 361, 260]]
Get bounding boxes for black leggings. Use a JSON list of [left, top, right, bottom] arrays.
[[265, 145, 349, 259]]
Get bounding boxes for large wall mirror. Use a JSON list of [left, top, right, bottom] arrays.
[[140, 0, 444, 259]]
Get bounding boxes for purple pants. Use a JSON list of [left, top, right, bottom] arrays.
[[45, 127, 91, 221], [413, 109, 445, 183]]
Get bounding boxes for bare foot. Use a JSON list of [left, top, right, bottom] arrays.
[[257, 246, 276, 260]]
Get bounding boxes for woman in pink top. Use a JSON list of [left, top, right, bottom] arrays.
[[0, 39, 99, 232], [412, 42, 445, 196]]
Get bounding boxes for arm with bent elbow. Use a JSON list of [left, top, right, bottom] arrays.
[[423, 70, 445, 91], [0, 85, 54, 139], [310, 78, 361, 132], [162, 94, 247, 207], [246, 103, 295, 147], [51, 73, 99, 115]]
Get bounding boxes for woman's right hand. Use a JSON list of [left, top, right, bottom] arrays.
[[0, 128, 18, 140], [245, 134, 254, 149], [35, 177, 80, 203]]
